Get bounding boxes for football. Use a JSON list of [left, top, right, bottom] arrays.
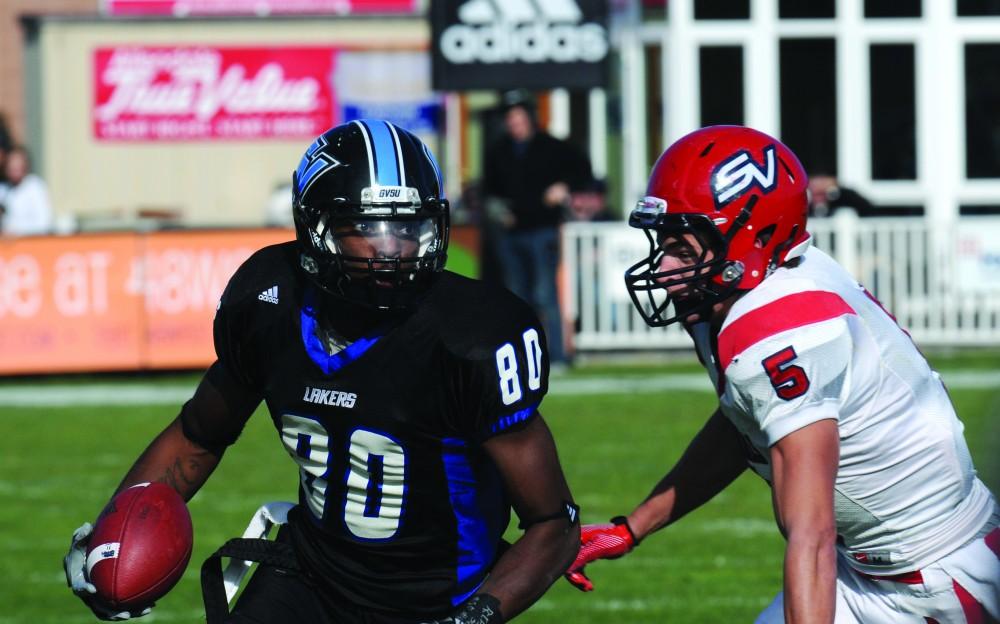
[[86, 482, 193, 610]]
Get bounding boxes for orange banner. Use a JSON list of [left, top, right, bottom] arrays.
[[0, 229, 293, 375]]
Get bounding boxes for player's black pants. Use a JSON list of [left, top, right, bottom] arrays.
[[224, 562, 332, 624], [203, 527, 424, 624]]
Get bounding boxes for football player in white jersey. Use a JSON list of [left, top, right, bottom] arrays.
[[564, 125, 1000, 623]]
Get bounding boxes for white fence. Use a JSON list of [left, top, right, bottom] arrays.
[[563, 213, 1000, 351]]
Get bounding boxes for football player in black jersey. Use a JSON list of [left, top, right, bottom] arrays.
[[64, 120, 580, 623]]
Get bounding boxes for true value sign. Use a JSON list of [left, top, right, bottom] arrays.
[[92, 46, 337, 141], [430, 0, 609, 91]]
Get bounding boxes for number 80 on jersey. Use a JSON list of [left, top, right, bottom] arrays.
[[496, 328, 544, 406]]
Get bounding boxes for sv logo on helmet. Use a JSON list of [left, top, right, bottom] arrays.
[[711, 145, 777, 208]]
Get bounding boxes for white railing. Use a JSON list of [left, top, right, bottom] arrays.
[[563, 212, 1000, 350]]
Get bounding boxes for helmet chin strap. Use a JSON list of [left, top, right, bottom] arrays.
[[674, 296, 711, 323], [678, 276, 743, 327], [725, 195, 758, 240]]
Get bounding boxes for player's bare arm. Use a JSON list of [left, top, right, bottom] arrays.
[[477, 414, 580, 620], [112, 370, 255, 501], [628, 407, 748, 538], [116, 417, 220, 501], [770, 418, 839, 624], [565, 407, 747, 591], [63, 371, 252, 620]]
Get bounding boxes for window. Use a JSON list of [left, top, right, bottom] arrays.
[[865, 0, 921, 18], [957, 0, 1000, 16], [965, 44, 1000, 178], [870, 45, 916, 179], [694, 0, 750, 20], [960, 205, 1000, 215], [779, 0, 834, 18], [700, 47, 744, 126], [780, 39, 837, 175]]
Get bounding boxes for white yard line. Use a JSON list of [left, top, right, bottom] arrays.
[[0, 385, 196, 407], [1, 370, 998, 407]]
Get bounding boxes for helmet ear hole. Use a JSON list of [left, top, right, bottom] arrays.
[[778, 155, 802, 184], [755, 224, 777, 249]]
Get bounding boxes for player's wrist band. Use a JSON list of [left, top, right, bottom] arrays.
[[610, 515, 640, 546], [517, 501, 580, 530], [453, 593, 503, 624]]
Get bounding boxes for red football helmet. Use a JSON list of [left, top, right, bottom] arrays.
[[625, 125, 811, 327]]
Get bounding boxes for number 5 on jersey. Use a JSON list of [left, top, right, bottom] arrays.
[[496, 329, 544, 406], [762, 346, 810, 400]]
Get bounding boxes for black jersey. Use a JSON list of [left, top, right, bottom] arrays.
[[209, 242, 550, 618]]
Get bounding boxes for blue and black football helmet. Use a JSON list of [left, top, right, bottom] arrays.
[[292, 120, 450, 311]]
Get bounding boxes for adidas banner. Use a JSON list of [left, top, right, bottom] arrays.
[[431, 0, 609, 90]]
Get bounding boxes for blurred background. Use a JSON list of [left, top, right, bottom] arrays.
[[1, 1, 999, 622], [2, 0, 1000, 372]]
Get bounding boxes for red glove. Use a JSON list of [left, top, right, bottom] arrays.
[[564, 516, 638, 592]]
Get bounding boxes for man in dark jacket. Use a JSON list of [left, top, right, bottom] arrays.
[[482, 92, 591, 369]]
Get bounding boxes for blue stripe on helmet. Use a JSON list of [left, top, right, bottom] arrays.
[[361, 119, 401, 187], [297, 158, 330, 195], [295, 135, 329, 194]]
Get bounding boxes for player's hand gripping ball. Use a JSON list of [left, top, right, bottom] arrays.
[[86, 482, 193, 610]]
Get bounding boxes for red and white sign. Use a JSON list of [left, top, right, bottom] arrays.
[[93, 46, 338, 141], [103, 0, 417, 16]]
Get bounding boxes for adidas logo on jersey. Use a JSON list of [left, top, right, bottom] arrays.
[[303, 386, 357, 408], [258, 286, 279, 304], [440, 0, 609, 65]]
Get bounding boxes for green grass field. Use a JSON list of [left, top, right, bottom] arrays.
[[1, 352, 998, 623]]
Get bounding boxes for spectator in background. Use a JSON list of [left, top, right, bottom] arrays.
[[808, 171, 875, 217], [567, 178, 615, 223], [482, 91, 592, 370], [0, 145, 54, 236]]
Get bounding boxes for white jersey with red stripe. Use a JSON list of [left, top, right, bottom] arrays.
[[699, 246, 997, 576]]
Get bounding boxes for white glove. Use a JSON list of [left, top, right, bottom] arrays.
[[64, 522, 153, 621]]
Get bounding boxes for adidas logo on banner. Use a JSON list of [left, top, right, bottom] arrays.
[[258, 286, 279, 304], [440, 0, 609, 65]]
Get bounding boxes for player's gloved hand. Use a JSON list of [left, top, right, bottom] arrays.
[[420, 593, 503, 624], [64, 522, 154, 621], [564, 516, 638, 592]]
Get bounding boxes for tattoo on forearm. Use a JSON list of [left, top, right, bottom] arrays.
[[158, 456, 201, 493]]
